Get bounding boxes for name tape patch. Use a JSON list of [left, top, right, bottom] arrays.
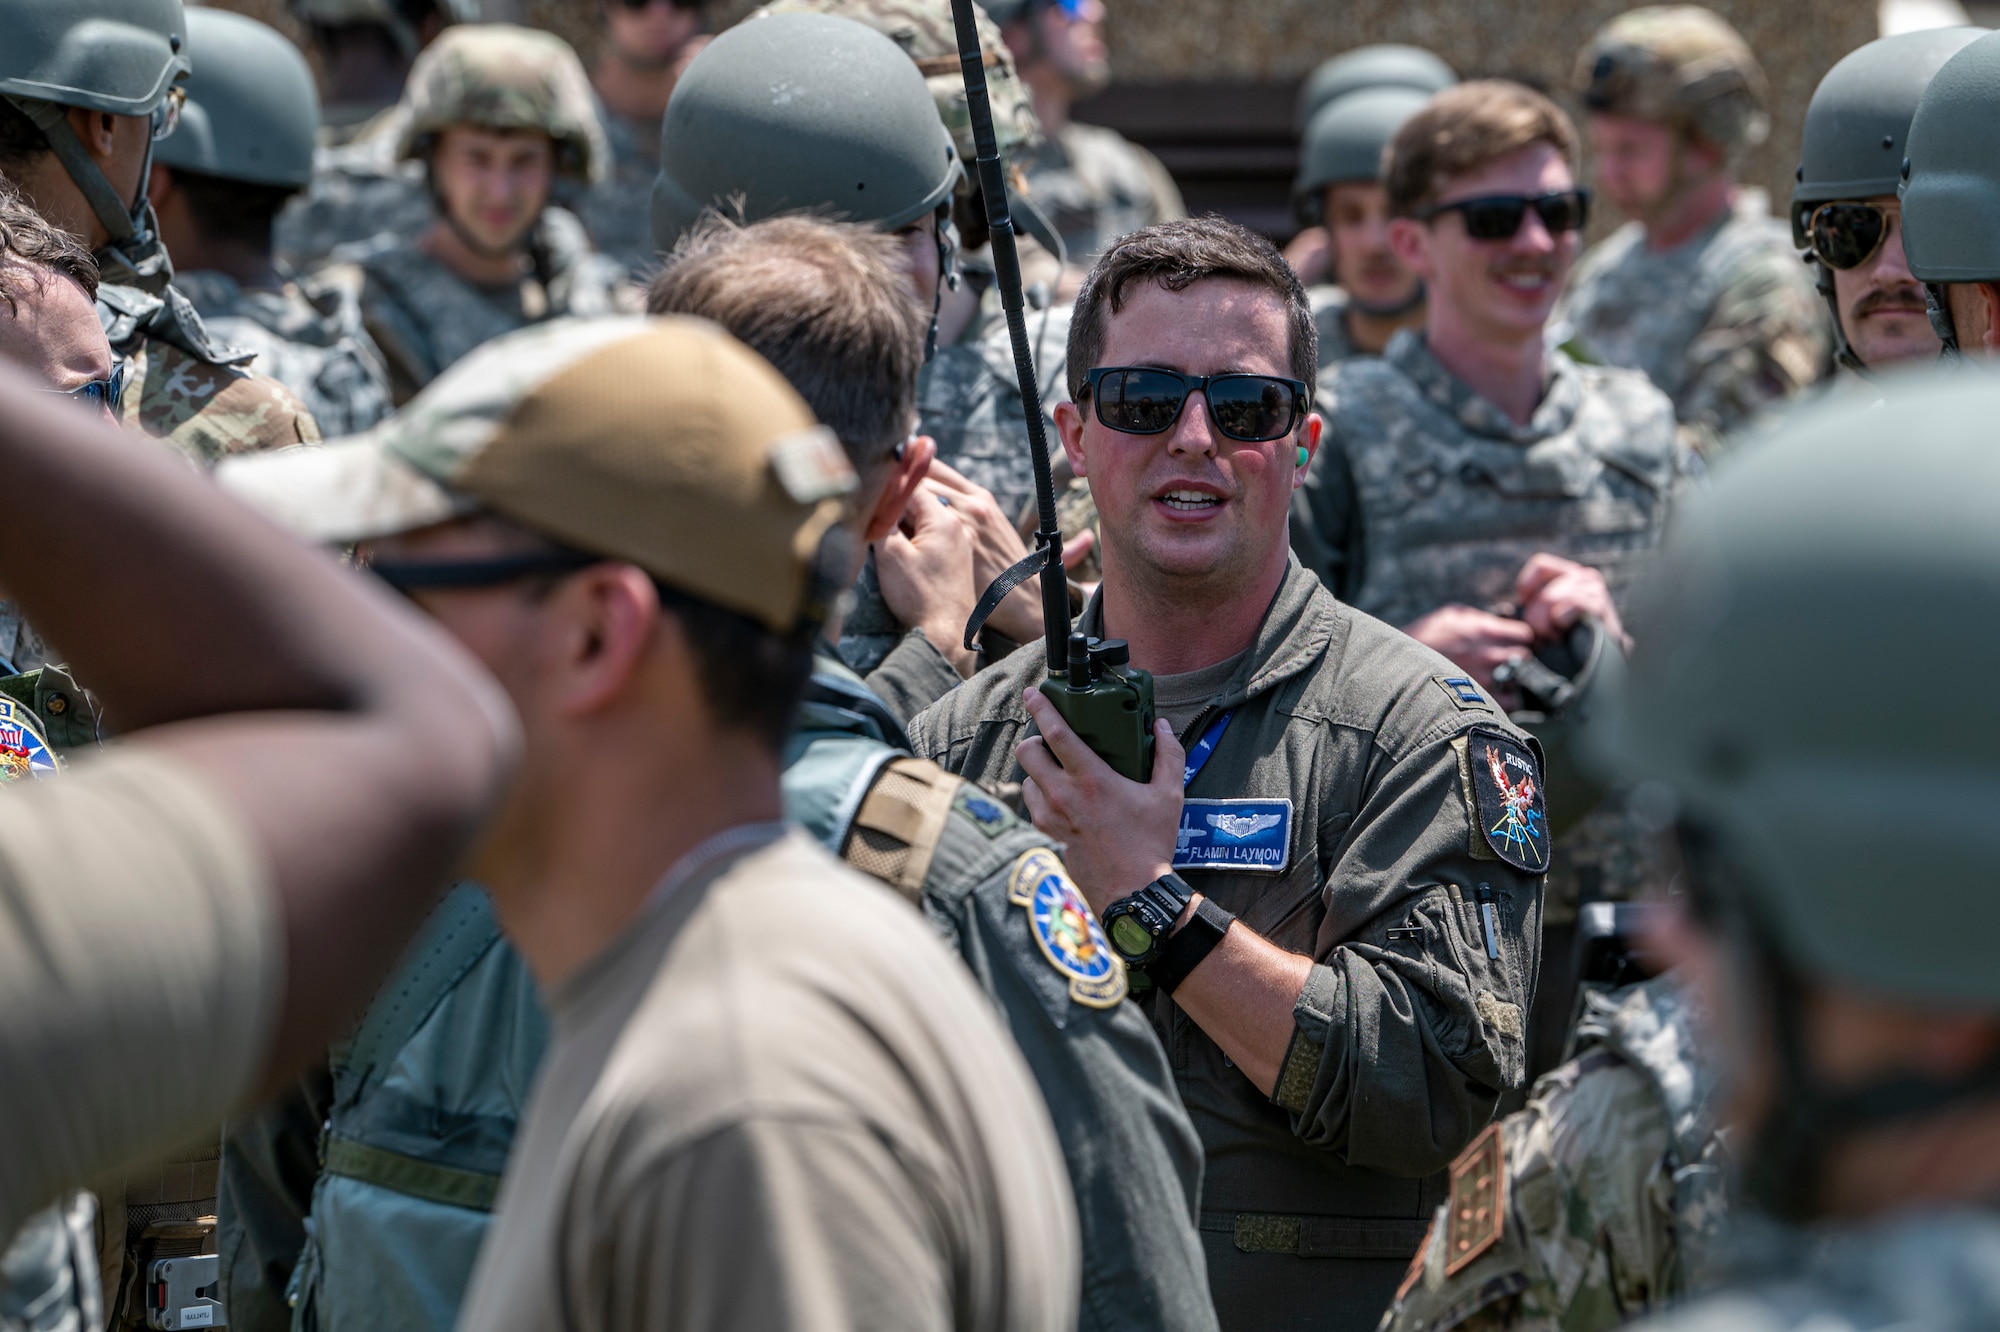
[[1174, 798, 1293, 873]]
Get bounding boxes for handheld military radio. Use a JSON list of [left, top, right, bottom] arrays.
[[948, 0, 1155, 782]]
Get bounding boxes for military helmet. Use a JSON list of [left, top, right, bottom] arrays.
[[153, 9, 318, 191], [651, 13, 961, 252], [1791, 27, 1986, 249], [753, 0, 1040, 162], [1575, 5, 1769, 156], [1589, 372, 2000, 1005], [1295, 45, 1455, 134], [1293, 86, 1432, 224], [1901, 29, 2000, 284], [289, 0, 480, 59], [394, 23, 606, 185], [0, 0, 189, 118]]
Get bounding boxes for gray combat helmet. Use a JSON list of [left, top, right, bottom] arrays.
[[651, 13, 961, 250], [289, 0, 481, 59], [1295, 44, 1455, 134], [1902, 30, 2000, 288], [1293, 86, 1432, 225], [1791, 26, 1985, 369], [153, 8, 319, 191], [1589, 370, 2000, 1219], [0, 0, 191, 288]]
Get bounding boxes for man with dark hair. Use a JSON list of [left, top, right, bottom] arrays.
[[0, 180, 112, 415], [152, 7, 392, 436], [0, 0, 320, 464], [217, 314, 1080, 1332], [580, 0, 710, 276], [1297, 80, 1687, 1078], [911, 214, 1545, 1332], [653, 213, 1216, 1332]]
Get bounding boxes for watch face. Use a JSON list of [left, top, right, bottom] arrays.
[[1108, 912, 1154, 959]]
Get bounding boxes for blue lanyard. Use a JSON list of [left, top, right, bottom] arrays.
[[1181, 710, 1234, 788]]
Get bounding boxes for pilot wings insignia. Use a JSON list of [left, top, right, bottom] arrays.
[[1208, 811, 1283, 841]]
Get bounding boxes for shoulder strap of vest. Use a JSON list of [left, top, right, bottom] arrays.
[[333, 883, 501, 1109], [841, 756, 962, 903]]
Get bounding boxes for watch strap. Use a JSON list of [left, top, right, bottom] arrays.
[[1148, 896, 1234, 994]]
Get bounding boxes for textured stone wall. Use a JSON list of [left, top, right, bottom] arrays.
[[1091, 0, 1881, 227]]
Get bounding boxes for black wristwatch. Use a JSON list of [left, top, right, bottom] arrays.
[[1101, 871, 1195, 967]]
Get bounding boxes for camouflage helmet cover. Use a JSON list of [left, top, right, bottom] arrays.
[[0, 0, 190, 118], [154, 7, 319, 190], [395, 23, 607, 184], [1575, 5, 1769, 157], [1589, 372, 2000, 1004], [651, 13, 961, 251], [1791, 26, 1986, 248], [1901, 29, 2000, 283], [754, 0, 1040, 160], [1295, 44, 1456, 133], [1294, 85, 1433, 222]]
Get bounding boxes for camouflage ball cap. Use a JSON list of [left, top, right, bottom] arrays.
[[1575, 5, 1769, 155], [752, 0, 1040, 160], [215, 316, 858, 632], [395, 23, 608, 185]]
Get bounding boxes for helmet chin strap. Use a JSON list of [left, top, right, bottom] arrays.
[[924, 209, 961, 364], [1809, 254, 1868, 375], [10, 96, 174, 292], [1926, 281, 1963, 362], [1348, 280, 1426, 321]]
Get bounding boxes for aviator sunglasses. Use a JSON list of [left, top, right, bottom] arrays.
[[1081, 367, 1311, 443], [1808, 202, 1896, 271], [1417, 189, 1592, 241]]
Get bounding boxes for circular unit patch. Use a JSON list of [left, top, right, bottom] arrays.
[[1006, 848, 1127, 1009], [0, 698, 58, 782]]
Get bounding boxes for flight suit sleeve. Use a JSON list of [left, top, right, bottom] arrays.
[[216, 1068, 334, 1332], [1270, 732, 1543, 1178], [928, 815, 1217, 1332], [861, 630, 965, 729]]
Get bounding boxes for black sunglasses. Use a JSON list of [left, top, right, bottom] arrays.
[[367, 549, 600, 595], [1081, 366, 1311, 443], [41, 361, 126, 413], [1808, 202, 1895, 271], [1418, 190, 1592, 241]]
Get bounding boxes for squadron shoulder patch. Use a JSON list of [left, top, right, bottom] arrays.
[[1466, 728, 1549, 873], [1007, 848, 1127, 1009], [0, 697, 59, 782], [1443, 1121, 1507, 1277], [953, 785, 1016, 839]]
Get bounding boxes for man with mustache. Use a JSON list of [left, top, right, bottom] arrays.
[[1791, 29, 1980, 374], [1295, 81, 1689, 1074], [1555, 6, 1829, 455]]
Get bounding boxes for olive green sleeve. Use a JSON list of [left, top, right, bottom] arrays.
[[1270, 736, 1542, 1178], [862, 630, 966, 729]]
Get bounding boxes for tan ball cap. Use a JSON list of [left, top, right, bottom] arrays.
[[217, 315, 857, 632]]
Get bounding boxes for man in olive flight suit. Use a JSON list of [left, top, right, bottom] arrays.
[[911, 216, 1546, 1332]]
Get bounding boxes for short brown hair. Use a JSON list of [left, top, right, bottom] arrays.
[[0, 178, 99, 313], [1384, 80, 1580, 218], [647, 214, 925, 476], [1068, 216, 1316, 399]]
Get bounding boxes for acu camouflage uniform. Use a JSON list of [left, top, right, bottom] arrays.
[[1016, 120, 1187, 269], [1383, 976, 1729, 1332], [1309, 283, 1368, 373], [273, 110, 434, 278], [1296, 330, 1690, 922], [1554, 190, 1830, 453], [97, 281, 322, 464], [575, 100, 663, 282], [173, 271, 393, 437], [331, 25, 628, 402]]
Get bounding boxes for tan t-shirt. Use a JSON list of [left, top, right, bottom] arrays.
[[456, 825, 1079, 1332], [0, 747, 278, 1236]]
